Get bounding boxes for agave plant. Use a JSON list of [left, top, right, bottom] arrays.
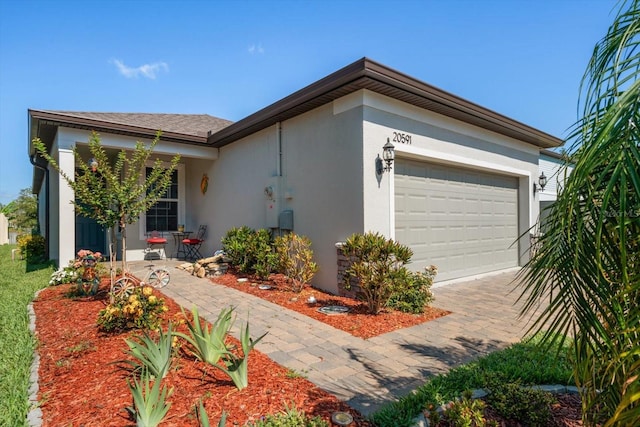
[[516, 1, 640, 425], [175, 306, 234, 365], [213, 320, 267, 390], [195, 399, 228, 427], [127, 373, 172, 427], [124, 324, 175, 380]]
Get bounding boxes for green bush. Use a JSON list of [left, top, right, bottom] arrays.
[[274, 233, 318, 292], [246, 404, 328, 427], [222, 226, 276, 279], [250, 229, 277, 279], [221, 226, 254, 271], [485, 381, 554, 426], [16, 233, 45, 262], [341, 232, 412, 314], [387, 266, 437, 314], [49, 265, 80, 286], [441, 389, 487, 426]]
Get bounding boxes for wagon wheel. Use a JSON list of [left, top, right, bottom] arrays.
[[111, 276, 137, 299], [148, 268, 170, 289]]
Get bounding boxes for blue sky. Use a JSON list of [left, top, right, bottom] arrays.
[[0, 0, 617, 206]]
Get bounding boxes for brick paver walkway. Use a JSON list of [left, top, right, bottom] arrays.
[[157, 262, 540, 416]]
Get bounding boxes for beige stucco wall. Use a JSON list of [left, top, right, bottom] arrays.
[[355, 90, 540, 269], [199, 104, 363, 293], [539, 153, 573, 202]]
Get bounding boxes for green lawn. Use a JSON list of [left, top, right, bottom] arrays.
[[369, 334, 574, 427], [0, 244, 53, 427]]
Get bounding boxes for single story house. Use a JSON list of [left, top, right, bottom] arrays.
[[29, 58, 563, 292], [537, 148, 573, 232]]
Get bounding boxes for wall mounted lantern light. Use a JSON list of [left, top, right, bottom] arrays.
[[89, 158, 98, 172], [533, 171, 547, 194], [376, 138, 395, 175]]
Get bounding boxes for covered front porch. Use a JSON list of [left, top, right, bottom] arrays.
[[28, 110, 229, 267]]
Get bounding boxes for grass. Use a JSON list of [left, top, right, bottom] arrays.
[[369, 335, 574, 427], [0, 244, 54, 427]]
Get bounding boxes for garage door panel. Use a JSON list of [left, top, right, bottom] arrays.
[[395, 159, 519, 281]]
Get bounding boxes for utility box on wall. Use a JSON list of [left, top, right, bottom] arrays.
[[279, 210, 294, 231], [264, 176, 281, 228]]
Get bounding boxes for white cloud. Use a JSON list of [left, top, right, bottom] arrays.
[[111, 59, 169, 79], [248, 43, 264, 54]]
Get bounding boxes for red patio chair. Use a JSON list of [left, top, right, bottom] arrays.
[[182, 225, 207, 261], [146, 231, 167, 260]]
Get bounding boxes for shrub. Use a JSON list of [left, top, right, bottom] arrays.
[[387, 265, 437, 314], [249, 229, 277, 279], [222, 226, 276, 279], [221, 226, 254, 271], [49, 266, 80, 286], [485, 381, 554, 426], [442, 390, 486, 426], [341, 232, 412, 314], [97, 286, 168, 332], [16, 233, 45, 262], [49, 249, 107, 288], [274, 233, 318, 292], [246, 403, 328, 427]]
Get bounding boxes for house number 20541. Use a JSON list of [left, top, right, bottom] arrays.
[[392, 132, 412, 144]]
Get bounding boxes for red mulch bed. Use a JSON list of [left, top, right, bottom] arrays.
[[210, 272, 451, 339], [33, 280, 372, 426]]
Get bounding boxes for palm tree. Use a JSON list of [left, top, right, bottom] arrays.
[[516, 1, 639, 425]]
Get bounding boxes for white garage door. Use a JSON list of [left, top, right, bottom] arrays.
[[395, 159, 519, 281]]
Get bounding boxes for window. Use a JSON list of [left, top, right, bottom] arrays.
[[144, 166, 183, 233]]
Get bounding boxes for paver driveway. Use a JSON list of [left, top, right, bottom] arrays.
[[158, 263, 541, 416]]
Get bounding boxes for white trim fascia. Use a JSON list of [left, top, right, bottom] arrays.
[[59, 127, 218, 160], [335, 89, 540, 156]]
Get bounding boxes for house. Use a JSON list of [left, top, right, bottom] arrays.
[[0, 213, 9, 245], [29, 58, 563, 292], [537, 149, 574, 232]]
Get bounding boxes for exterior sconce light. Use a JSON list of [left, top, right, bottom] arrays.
[[89, 158, 98, 172], [376, 138, 395, 175], [533, 171, 547, 194]]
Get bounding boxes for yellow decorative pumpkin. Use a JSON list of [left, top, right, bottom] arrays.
[[200, 173, 209, 195]]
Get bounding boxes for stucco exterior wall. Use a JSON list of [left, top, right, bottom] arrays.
[[202, 126, 278, 253], [278, 103, 364, 292], [356, 90, 540, 267], [203, 104, 363, 293], [539, 152, 573, 202]]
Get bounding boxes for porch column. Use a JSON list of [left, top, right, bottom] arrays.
[[57, 147, 76, 265]]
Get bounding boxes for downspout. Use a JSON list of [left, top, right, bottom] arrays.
[[29, 153, 50, 260], [276, 122, 282, 177]]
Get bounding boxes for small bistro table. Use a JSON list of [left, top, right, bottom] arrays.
[[171, 231, 192, 260]]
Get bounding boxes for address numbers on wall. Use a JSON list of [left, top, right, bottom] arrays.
[[392, 131, 412, 145]]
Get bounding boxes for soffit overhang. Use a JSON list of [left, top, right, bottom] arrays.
[[207, 57, 563, 149]]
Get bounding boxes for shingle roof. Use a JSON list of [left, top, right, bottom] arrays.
[[35, 110, 232, 138]]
